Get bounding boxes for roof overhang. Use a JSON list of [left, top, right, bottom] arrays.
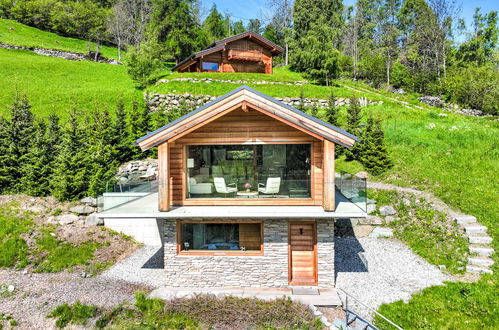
[[137, 86, 358, 150]]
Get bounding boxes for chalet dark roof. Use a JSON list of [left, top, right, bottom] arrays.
[[172, 31, 284, 72], [136, 86, 359, 149]]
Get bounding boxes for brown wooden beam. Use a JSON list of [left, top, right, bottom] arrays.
[[158, 142, 170, 211], [323, 140, 335, 211]]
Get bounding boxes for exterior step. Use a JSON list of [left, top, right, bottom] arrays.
[[468, 235, 493, 244], [469, 245, 494, 256], [466, 265, 493, 274], [454, 215, 476, 225], [463, 224, 487, 235], [468, 256, 494, 267]]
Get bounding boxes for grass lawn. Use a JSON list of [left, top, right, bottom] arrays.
[[0, 48, 138, 118], [374, 274, 498, 329], [158, 66, 307, 83], [0, 19, 119, 60]]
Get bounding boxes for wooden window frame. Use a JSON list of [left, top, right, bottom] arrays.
[[183, 142, 315, 203], [176, 220, 264, 256]]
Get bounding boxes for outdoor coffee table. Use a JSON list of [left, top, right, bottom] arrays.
[[237, 190, 259, 198]]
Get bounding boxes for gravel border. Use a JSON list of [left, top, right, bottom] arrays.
[[335, 237, 452, 320]]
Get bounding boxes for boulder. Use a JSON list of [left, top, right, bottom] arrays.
[[355, 171, 369, 179], [384, 216, 396, 224], [367, 203, 377, 214], [369, 227, 394, 238], [379, 205, 396, 216], [70, 205, 95, 215], [353, 225, 374, 237], [58, 213, 79, 225], [86, 213, 104, 226], [359, 216, 383, 225], [80, 196, 97, 207]]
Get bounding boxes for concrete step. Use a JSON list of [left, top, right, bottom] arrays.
[[469, 245, 495, 256], [466, 265, 493, 274], [468, 256, 494, 267], [454, 215, 476, 225], [468, 235, 493, 244], [463, 224, 487, 235]]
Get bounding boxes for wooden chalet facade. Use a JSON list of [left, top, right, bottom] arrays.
[[172, 32, 284, 74], [127, 86, 361, 288]]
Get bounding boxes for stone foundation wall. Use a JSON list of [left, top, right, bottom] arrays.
[[146, 93, 382, 113], [163, 218, 335, 288]]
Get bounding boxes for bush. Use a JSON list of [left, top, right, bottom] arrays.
[[444, 64, 499, 114], [126, 40, 165, 88]]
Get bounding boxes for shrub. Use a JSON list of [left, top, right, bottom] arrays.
[[126, 40, 165, 88], [444, 64, 499, 114]]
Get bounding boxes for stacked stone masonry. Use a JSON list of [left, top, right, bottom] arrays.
[[163, 219, 335, 288], [147, 93, 382, 113]]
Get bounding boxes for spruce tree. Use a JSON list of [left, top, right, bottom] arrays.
[[88, 106, 119, 196], [0, 118, 11, 192], [325, 90, 339, 126], [360, 115, 393, 175], [7, 93, 35, 191], [345, 96, 363, 161], [112, 97, 133, 163], [52, 107, 90, 200], [128, 99, 151, 159]]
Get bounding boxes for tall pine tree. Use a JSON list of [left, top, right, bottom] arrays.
[[52, 106, 91, 200], [345, 96, 363, 161], [360, 115, 393, 175]]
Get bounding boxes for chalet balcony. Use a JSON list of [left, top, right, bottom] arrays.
[[228, 49, 263, 62]]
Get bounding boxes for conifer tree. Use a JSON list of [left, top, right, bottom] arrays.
[[52, 107, 90, 200], [112, 97, 133, 163], [360, 115, 393, 175], [345, 96, 363, 161], [325, 90, 339, 126], [7, 93, 35, 191], [0, 118, 11, 192], [128, 99, 151, 159], [20, 118, 58, 196], [88, 106, 119, 196]]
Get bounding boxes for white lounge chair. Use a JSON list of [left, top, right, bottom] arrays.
[[214, 177, 237, 197], [189, 177, 214, 195], [258, 177, 281, 197]]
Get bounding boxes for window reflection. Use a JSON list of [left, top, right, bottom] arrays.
[[187, 144, 311, 198]]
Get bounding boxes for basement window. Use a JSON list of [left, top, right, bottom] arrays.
[[178, 221, 263, 255], [202, 62, 219, 71]]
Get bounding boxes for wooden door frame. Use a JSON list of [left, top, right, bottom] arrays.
[[288, 221, 318, 286]]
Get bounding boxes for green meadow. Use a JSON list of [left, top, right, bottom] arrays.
[[0, 18, 119, 59], [0, 48, 137, 118]]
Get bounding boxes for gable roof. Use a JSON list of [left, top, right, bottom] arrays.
[[172, 31, 284, 72], [136, 86, 358, 150]]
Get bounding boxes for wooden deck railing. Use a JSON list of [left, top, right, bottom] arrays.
[[228, 49, 263, 62]]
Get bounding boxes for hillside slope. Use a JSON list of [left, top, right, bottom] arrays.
[[0, 18, 119, 59]]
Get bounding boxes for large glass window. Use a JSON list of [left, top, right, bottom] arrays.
[[187, 144, 311, 199], [179, 222, 262, 253], [202, 62, 219, 71]]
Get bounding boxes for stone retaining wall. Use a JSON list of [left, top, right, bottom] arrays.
[[157, 77, 308, 86], [163, 219, 335, 288], [0, 43, 119, 64], [146, 93, 382, 112]]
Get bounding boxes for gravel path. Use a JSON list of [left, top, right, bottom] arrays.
[[100, 245, 166, 287], [0, 269, 149, 329], [335, 237, 452, 320]]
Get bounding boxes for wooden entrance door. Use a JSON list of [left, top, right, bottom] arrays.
[[289, 221, 317, 285]]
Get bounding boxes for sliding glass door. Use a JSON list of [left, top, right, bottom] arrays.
[[186, 144, 311, 199]]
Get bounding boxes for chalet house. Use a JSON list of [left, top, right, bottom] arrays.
[[98, 86, 367, 288], [172, 32, 284, 74]]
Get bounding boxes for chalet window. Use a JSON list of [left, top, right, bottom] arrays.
[[186, 144, 311, 199], [178, 222, 263, 255], [202, 62, 219, 71]]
